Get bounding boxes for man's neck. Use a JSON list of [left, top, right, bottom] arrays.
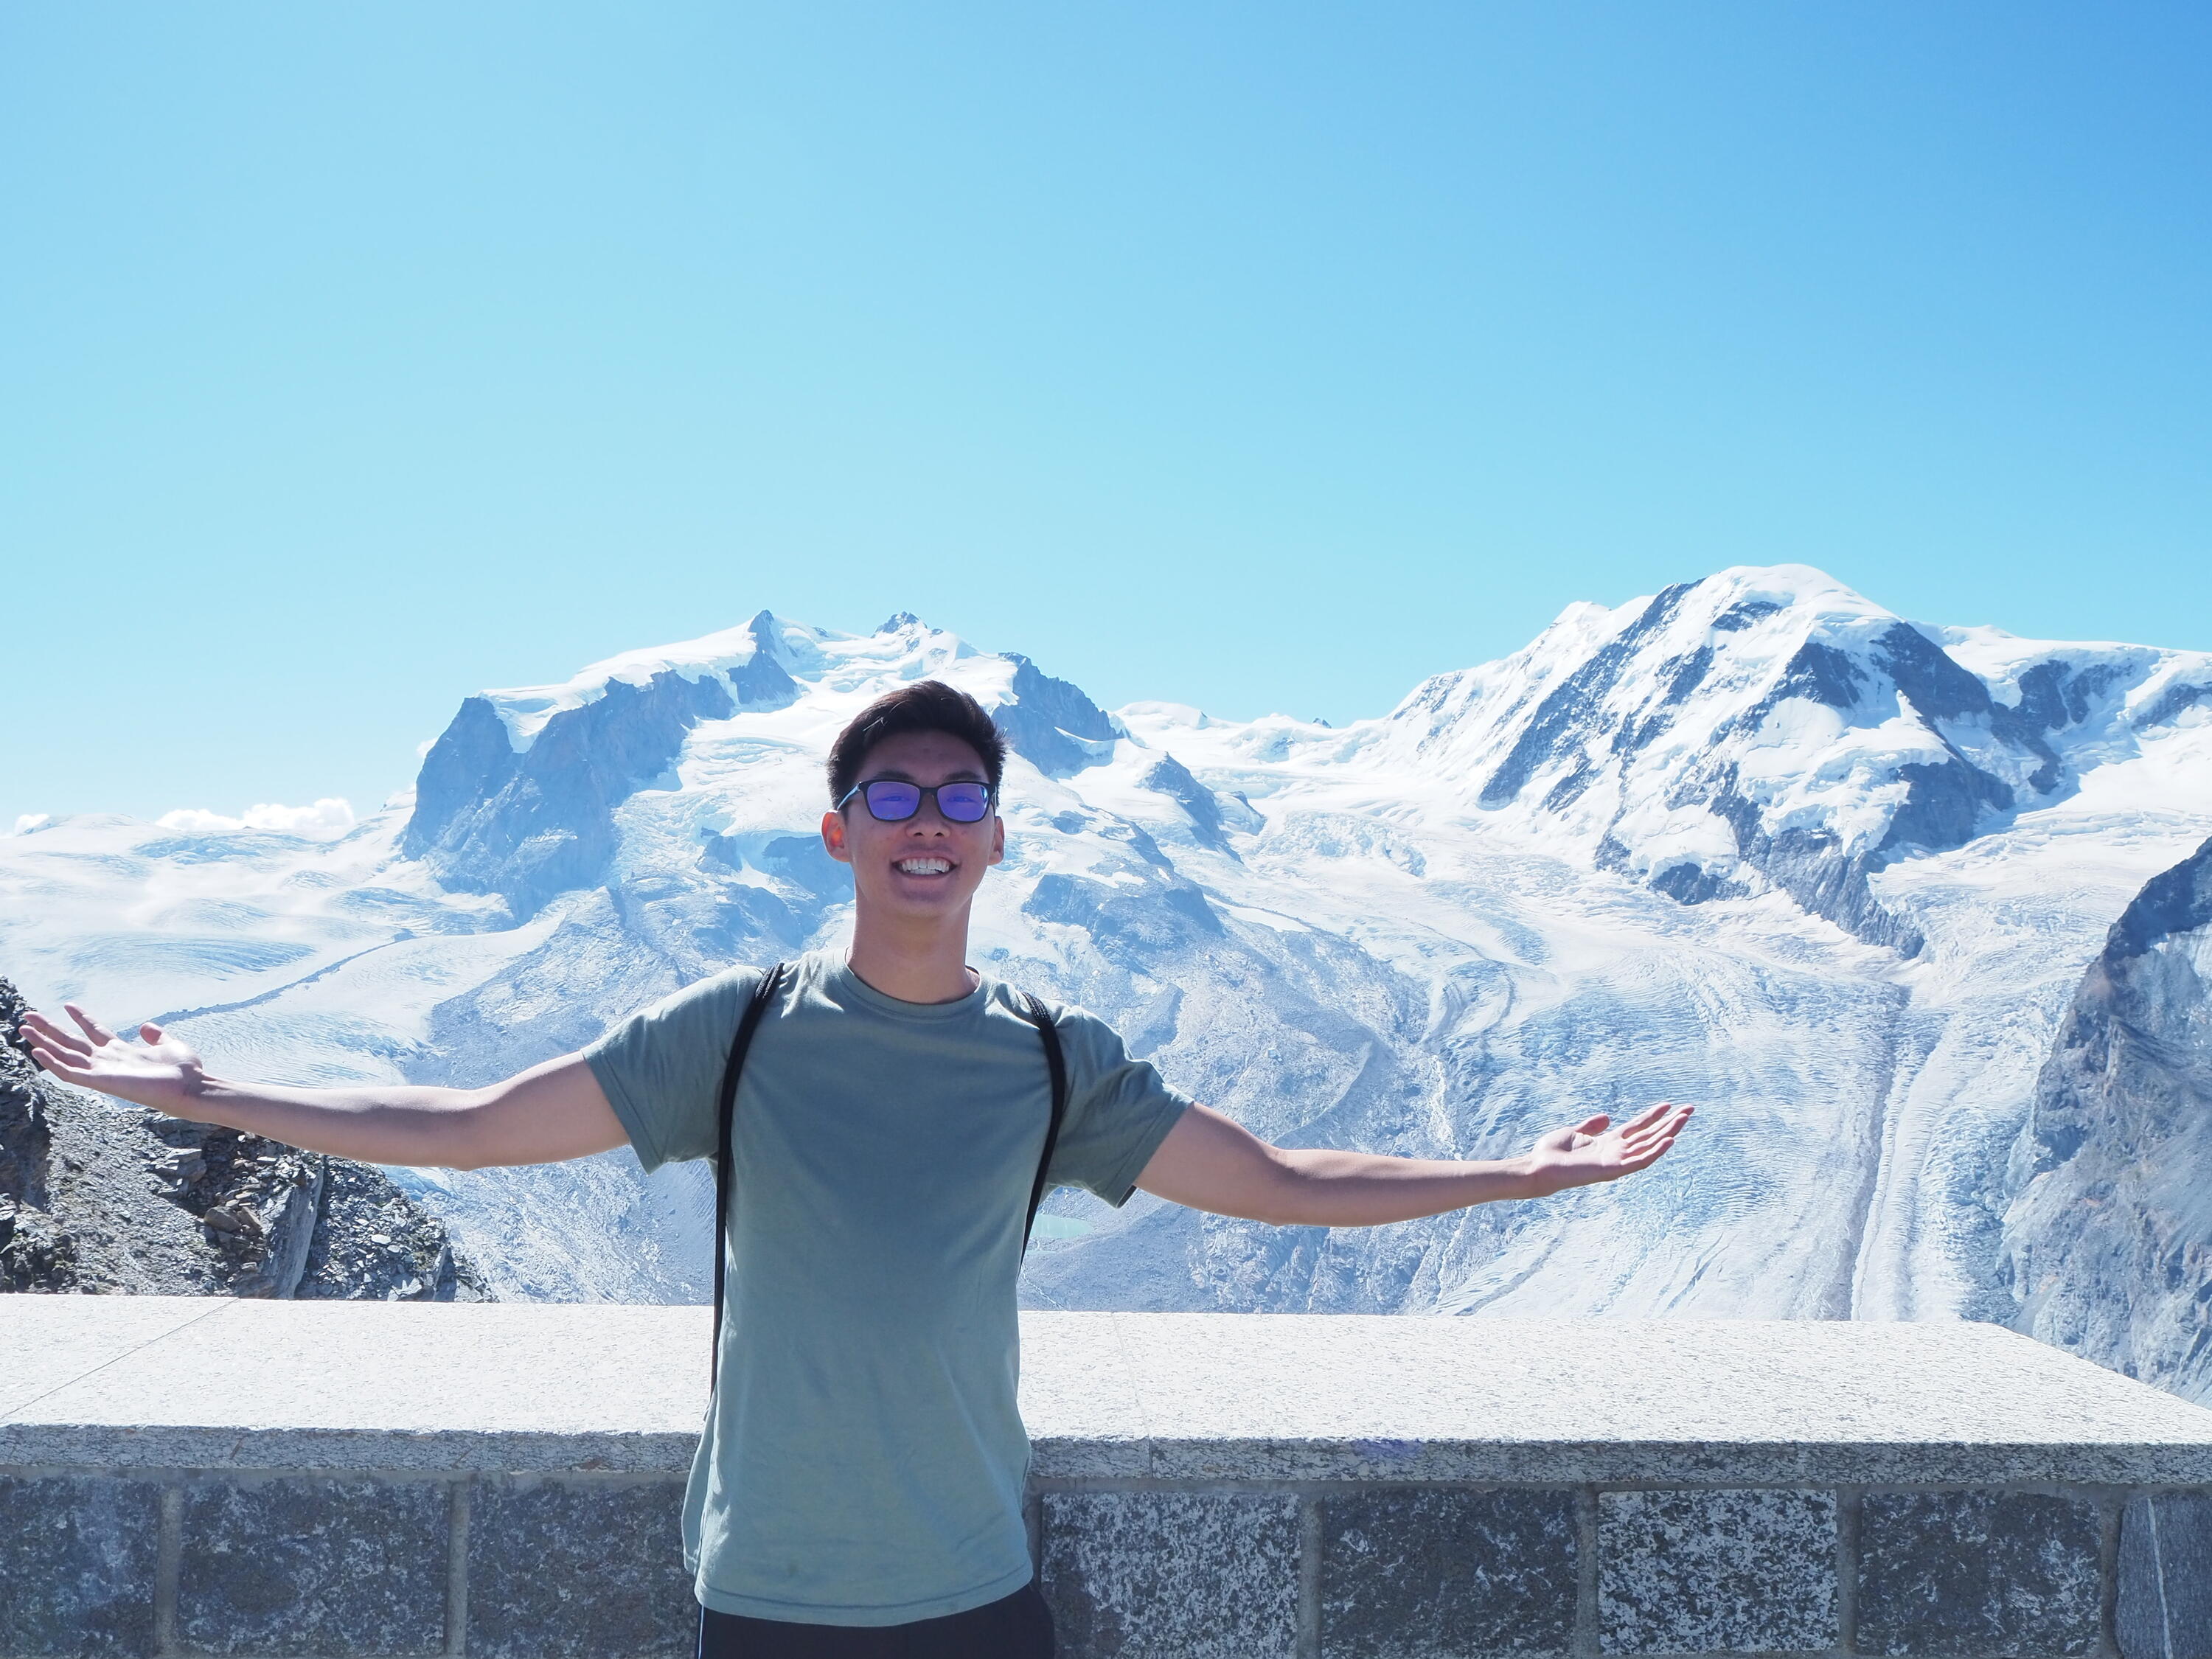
[[844, 909, 977, 1005]]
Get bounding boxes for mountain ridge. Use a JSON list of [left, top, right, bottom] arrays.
[[3, 563, 2208, 1397]]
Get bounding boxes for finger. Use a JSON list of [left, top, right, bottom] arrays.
[[26, 1038, 96, 1085], [1623, 1133, 1683, 1169], [1575, 1113, 1610, 1135], [1621, 1116, 1688, 1155], [139, 1023, 164, 1044], [63, 1003, 116, 1045], [21, 1007, 74, 1039], [1620, 1107, 1691, 1150], [21, 1012, 93, 1061], [1619, 1101, 1674, 1133], [1621, 1107, 1690, 1146]]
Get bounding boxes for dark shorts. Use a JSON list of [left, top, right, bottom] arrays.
[[695, 1581, 1055, 1658]]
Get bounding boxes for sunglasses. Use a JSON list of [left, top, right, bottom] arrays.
[[835, 778, 996, 823]]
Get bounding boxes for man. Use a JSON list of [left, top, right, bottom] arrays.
[[24, 679, 1691, 1658]]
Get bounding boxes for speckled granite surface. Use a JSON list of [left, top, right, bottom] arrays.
[[8, 1302, 2212, 1481], [7, 1301, 2212, 1657], [1599, 1487, 1837, 1653]]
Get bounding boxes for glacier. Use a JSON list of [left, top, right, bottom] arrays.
[[4, 565, 2210, 1393]]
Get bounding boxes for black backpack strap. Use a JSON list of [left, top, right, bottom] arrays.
[[1018, 991, 1070, 1256], [712, 962, 787, 1390]]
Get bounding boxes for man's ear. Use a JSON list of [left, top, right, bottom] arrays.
[[988, 815, 1005, 866], [821, 810, 852, 865]]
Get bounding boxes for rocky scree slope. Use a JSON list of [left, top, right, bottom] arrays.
[[0, 977, 490, 1300], [2001, 835, 2212, 1404]]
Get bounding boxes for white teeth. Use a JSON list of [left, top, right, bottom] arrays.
[[896, 858, 952, 875]]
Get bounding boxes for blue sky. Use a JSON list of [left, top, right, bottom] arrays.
[[6, 3, 2208, 830]]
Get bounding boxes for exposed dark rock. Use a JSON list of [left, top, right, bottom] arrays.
[[2011, 658, 2119, 731], [995, 653, 1119, 778], [1877, 758, 2017, 858], [1725, 628, 2027, 939], [1614, 645, 1715, 754], [1478, 582, 1698, 810], [700, 831, 852, 907], [1758, 639, 1867, 714], [404, 673, 734, 917], [0, 975, 491, 1301], [1872, 621, 1992, 721], [1648, 860, 1751, 906], [1472, 584, 2062, 953], [1674, 766, 1927, 955], [404, 613, 798, 918], [726, 611, 801, 707], [2106, 836, 2212, 961], [1138, 755, 1234, 852], [2000, 835, 2212, 1404], [2143, 677, 2212, 728], [1023, 871, 1222, 970], [1712, 598, 1783, 631]]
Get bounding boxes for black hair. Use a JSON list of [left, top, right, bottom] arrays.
[[826, 680, 1008, 807]]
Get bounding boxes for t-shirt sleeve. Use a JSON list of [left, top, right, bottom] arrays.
[[582, 967, 763, 1174], [1040, 1006, 1193, 1206]]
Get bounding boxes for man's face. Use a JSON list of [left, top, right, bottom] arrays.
[[821, 729, 1005, 922]]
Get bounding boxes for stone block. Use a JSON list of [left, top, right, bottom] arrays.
[[465, 1476, 694, 1658], [0, 1294, 218, 1417], [0, 1475, 160, 1657], [1040, 1489, 1299, 1659], [1597, 1487, 1837, 1654], [175, 1477, 449, 1656], [1318, 1486, 1576, 1656], [1096, 1312, 2212, 1486], [2120, 1490, 2212, 1659], [1857, 1489, 2101, 1656]]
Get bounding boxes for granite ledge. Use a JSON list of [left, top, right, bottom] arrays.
[[3, 1301, 2209, 1486]]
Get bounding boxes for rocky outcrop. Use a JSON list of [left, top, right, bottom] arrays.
[[1405, 570, 2177, 955], [1138, 754, 1238, 852], [0, 978, 490, 1301], [2000, 835, 2212, 1402], [996, 653, 1119, 777], [403, 671, 745, 919], [401, 614, 1126, 919]]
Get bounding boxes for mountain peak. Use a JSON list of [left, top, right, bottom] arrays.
[[1371, 563, 2212, 952]]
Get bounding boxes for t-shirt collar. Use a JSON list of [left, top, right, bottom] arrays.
[[824, 953, 995, 1022]]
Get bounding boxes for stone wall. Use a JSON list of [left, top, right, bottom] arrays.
[[4, 1301, 2211, 1658]]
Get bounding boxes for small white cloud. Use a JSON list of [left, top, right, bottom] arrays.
[[155, 807, 248, 833], [156, 798, 358, 838], [11, 813, 51, 835]]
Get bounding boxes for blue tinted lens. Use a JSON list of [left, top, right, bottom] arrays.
[[936, 783, 992, 822], [861, 781, 922, 820]]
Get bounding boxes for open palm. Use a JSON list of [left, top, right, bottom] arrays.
[[1524, 1101, 1692, 1195], [20, 1004, 208, 1114]]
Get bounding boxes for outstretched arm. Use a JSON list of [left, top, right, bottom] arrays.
[[1134, 1100, 1691, 1225], [19, 1004, 627, 1172]]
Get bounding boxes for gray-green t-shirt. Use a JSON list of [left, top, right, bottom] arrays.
[[582, 950, 1191, 1626]]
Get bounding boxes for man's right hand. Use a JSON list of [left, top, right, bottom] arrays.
[[22, 1004, 209, 1116], [16, 1001, 630, 1171]]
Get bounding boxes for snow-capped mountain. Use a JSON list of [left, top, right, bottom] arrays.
[[4, 565, 2209, 1395], [1377, 566, 2210, 953]]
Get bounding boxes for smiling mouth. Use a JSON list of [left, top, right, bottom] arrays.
[[894, 857, 954, 876]]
